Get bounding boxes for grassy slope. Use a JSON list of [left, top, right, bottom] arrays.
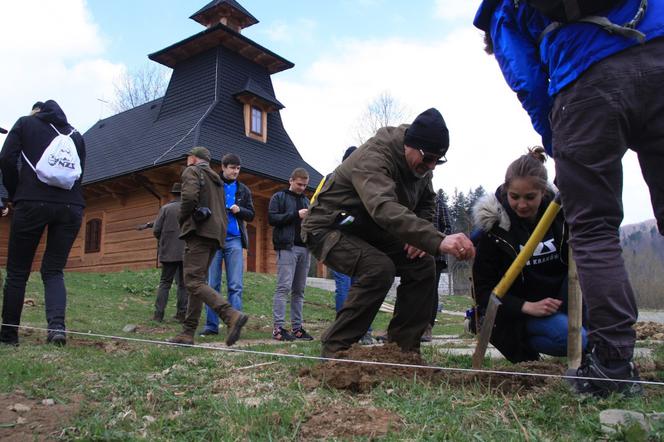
[[0, 270, 662, 440]]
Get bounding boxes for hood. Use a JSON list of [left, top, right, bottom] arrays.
[[199, 163, 222, 186], [474, 0, 501, 31], [35, 100, 69, 127], [473, 191, 511, 233]]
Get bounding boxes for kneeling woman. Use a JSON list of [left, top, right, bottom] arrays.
[[472, 147, 587, 363]]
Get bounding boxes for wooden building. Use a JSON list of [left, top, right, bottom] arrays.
[[0, 0, 322, 274]]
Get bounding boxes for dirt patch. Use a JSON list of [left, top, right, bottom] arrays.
[[635, 322, 664, 340], [67, 338, 132, 354], [299, 404, 402, 440], [0, 392, 81, 441], [300, 343, 436, 393], [301, 343, 566, 395]]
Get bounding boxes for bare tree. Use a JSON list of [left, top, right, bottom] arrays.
[[355, 91, 410, 145], [112, 63, 171, 113]]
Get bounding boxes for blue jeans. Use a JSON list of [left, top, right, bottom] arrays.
[[332, 270, 350, 312], [203, 237, 244, 333], [525, 312, 588, 357]]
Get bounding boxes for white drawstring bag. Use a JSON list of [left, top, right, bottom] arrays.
[[21, 123, 82, 190]]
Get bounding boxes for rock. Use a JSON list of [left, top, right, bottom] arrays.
[[122, 324, 138, 333], [599, 409, 648, 434], [16, 417, 27, 425], [41, 399, 55, 406], [8, 403, 31, 413]]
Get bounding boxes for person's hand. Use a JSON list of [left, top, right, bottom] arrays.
[[229, 204, 240, 214], [298, 208, 308, 219], [521, 298, 562, 317], [404, 243, 426, 259], [1, 207, 8, 217], [438, 233, 475, 260]]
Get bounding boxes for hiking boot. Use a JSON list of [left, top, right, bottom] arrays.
[[173, 312, 186, 323], [567, 349, 643, 398], [292, 327, 314, 341], [168, 332, 195, 346], [152, 312, 164, 323], [273, 327, 295, 342], [47, 330, 67, 347], [359, 332, 375, 345], [0, 327, 19, 347], [421, 324, 433, 343], [225, 313, 248, 346]]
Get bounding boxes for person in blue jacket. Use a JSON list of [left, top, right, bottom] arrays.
[[474, 0, 664, 397]]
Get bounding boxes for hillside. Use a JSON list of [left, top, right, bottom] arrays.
[[621, 219, 664, 308]]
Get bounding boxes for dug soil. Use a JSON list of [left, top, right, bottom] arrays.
[[635, 321, 664, 340], [299, 404, 402, 440], [0, 392, 81, 441]]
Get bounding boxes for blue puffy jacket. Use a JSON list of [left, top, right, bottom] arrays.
[[473, 0, 664, 154]]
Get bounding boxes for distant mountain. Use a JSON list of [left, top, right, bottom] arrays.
[[620, 219, 664, 309]]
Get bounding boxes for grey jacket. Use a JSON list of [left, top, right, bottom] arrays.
[[153, 199, 185, 263]]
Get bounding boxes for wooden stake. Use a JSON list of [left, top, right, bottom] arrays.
[[567, 249, 583, 370]]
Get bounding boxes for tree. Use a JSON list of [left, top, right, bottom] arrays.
[[355, 91, 410, 145], [112, 63, 171, 113]]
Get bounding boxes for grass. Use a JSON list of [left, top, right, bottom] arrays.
[[1, 269, 663, 440]]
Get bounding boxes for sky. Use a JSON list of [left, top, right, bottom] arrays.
[[0, 0, 655, 225]]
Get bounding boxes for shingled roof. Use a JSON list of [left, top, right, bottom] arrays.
[[190, 0, 258, 28], [82, 44, 321, 188]]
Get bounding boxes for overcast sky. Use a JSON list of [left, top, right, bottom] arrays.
[[0, 0, 654, 225]]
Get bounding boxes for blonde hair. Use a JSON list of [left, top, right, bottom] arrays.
[[504, 146, 548, 191]]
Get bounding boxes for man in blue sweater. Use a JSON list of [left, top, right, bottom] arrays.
[[474, 0, 664, 396]]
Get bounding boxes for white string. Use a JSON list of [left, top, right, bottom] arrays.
[[3, 323, 664, 387]]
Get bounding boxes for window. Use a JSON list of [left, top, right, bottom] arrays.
[[85, 218, 102, 253], [250, 106, 262, 135]]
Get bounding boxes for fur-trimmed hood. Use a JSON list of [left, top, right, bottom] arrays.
[[473, 192, 511, 233]]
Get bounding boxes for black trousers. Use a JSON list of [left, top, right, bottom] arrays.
[[551, 38, 664, 361], [429, 260, 447, 327], [1, 201, 82, 342], [154, 261, 187, 318]]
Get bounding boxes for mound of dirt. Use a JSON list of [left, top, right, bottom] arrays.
[[0, 392, 81, 441], [635, 322, 664, 340], [301, 343, 436, 393], [299, 404, 402, 440], [301, 343, 567, 395]]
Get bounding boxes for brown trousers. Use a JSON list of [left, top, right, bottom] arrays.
[[182, 235, 236, 334], [307, 229, 436, 356]]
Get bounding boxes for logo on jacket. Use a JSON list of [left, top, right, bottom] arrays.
[[520, 239, 559, 266]]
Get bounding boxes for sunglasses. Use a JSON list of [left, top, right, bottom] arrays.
[[418, 149, 447, 166]]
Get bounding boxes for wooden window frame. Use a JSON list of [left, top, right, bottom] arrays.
[[243, 103, 267, 143], [85, 218, 102, 254]]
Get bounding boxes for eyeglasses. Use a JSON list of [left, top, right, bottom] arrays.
[[419, 149, 447, 166]]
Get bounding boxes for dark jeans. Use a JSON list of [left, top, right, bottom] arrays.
[[430, 260, 447, 327], [154, 261, 187, 318], [1, 201, 82, 342], [308, 229, 436, 356], [550, 38, 664, 361]]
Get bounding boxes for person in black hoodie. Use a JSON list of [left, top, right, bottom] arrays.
[[471, 147, 587, 363], [0, 100, 86, 346]]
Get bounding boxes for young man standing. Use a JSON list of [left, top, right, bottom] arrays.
[[200, 153, 255, 336], [169, 147, 248, 346], [269, 168, 313, 341]]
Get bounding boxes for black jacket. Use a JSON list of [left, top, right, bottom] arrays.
[[229, 179, 255, 249], [0, 100, 86, 207], [268, 189, 309, 250], [471, 187, 568, 362]]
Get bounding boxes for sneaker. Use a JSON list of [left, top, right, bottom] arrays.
[[567, 349, 643, 398], [225, 313, 248, 346], [272, 327, 295, 341], [47, 330, 66, 347], [168, 332, 195, 346], [359, 332, 375, 346], [292, 328, 314, 341], [0, 327, 19, 346], [199, 329, 219, 337]]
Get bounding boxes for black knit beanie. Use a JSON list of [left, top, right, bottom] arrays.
[[342, 146, 357, 161], [403, 108, 449, 156]]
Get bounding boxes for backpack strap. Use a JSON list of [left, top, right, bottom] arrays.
[[21, 151, 37, 172], [49, 123, 76, 137]]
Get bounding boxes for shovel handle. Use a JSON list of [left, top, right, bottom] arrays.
[[493, 194, 561, 299]]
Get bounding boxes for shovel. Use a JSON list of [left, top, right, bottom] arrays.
[[471, 194, 562, 369]]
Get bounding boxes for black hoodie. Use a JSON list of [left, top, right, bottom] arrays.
[[0, 100, 86, 206]]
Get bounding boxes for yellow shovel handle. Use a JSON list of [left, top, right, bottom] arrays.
[[494, 195, 562, 298]]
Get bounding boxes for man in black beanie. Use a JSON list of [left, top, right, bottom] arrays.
[[302, 108, 474, 357]]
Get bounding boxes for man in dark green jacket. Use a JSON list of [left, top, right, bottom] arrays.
[[302, 108, 475, 357], [169, 147, 248, 346]]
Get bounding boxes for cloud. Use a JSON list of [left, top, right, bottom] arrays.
[[434, 0, 477, 21], [261, 19, 317, 44], [276, 27, 654, 225], [0, 0, 124, 136]]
